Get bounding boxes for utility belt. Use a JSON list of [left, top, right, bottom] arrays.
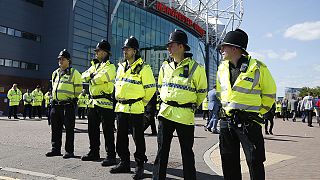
[[117, 97, 143, 104], [52, 99, 73, 106], [220, 109, 265, 125], [164, 101, 197, 110], [91, 93, 113, 102]]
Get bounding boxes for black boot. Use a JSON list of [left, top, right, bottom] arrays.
[[132, 162, 144, 179], [81, 151, 100, 161], [110, 161, 130, 174], [101, 157, 117, 166]]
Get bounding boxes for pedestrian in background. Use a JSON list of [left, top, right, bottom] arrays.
[[32, 85, 43, 119], [81, 40, 117, 167], [44, 89, 52, 125], [264, 102, 276, 135], [45, 49, 82, 158], [110, 36, 156, 180], [217, 29, 276, 180], [7, 83, 22, 119], [153, 29, 207, 180], [289, 95, 298, 122], [202, 95, 209, 121], [302, 93, 315, 127], [281, 97, 289, 121], [206, 85, 221, 134], [23, 89, 33, 119], [77, 89, 88, 119], [144, 92, 158, 136]]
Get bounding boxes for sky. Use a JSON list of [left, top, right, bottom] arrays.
[[239, 0, 320, 97]]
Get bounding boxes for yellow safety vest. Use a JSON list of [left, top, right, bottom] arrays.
[[202, 96, 209, 110], [23, 92, 33, 105], [44, 92, 52, 108], [52, 67, 83, 101], [82, 60, 116, 109], [275, 102, 281, 113], [115, 58, 156, 114], [32, 89, 43, 106], [216, 56, 276, 117], [87, 98, 94, 108], [158, 57, 207, 125], [7, 88, 22, 106], [78, 93, 89, 108]]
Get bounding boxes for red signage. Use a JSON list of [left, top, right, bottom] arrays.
[[154, 2, 205, 37]]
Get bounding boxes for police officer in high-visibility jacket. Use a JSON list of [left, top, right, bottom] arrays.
[[152, 30, 207, 180], [32, 85, 43, 119], [45, 49, 82, 159], [7, 83, 22, 119], [77, 89, 89, 119], [23, 89, 33, 119], [81, 40, 117, 167], [110, 36, 156, 180], [216, 29, 276, 180]]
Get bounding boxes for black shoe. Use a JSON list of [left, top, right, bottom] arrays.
[[308, 124, 313, 127], [132, 165, 144, 180], [8, 116, 11, 119], [212, 129, 220, 134], [269, 131, 273, 135], [101, 157, 117, 167], [14, 116, 20, 119], [63, 152, 74, 159], [46, 151, 62, 157], [302, 120, 305, 123], [81, 152, 100, 161], [110, 162, 130, 174], [265, 131, 269, 135]]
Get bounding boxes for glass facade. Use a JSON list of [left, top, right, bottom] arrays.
[[111, 2, 206, 77], [72, 0, 110, 72]]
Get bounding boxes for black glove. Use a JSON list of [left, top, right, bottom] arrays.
[[90, 73, 95, 79]]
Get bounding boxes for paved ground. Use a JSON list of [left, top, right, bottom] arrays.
[[209, 117, 320, 180]]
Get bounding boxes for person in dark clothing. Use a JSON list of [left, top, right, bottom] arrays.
[[144, 92, 158, 135], [264, 103, 276, 135]]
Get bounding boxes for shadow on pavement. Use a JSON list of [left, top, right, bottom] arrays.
[[273, 134, 314, 139], [264, 137, 298, 142]]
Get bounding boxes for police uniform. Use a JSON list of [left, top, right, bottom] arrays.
[[81, 40, 117, 166], [46, 49, 82, 158], [23, 91, 33, 119], [32, 86, 43, 119], [44, 91, 52, 124], [153, 30, 207, 180], [217, 29, 276, 180], [77, 92, 88, 119], [7, 85, 22, 119], [110, 36, 156, 179]]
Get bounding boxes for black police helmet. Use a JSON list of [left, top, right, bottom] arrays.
[[94, 39, 111, 53], [122, 36, 139, 50], [218, 29, 249, 55], [167, 29, 190, 51], [57, 49, 71, 59]]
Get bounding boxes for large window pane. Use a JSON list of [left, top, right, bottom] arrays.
[[129, 5, 136, 22], [12, 61, 19, 68], [116, 18, 123, 36], [0, 58, 4, 66], [7, 28, 14, 36], [5, 59, 12, 67], [128, 21, 134, 37], [117, 3, 123, 19], [76, 1, 92, 11], [135, 8, 141, 24], [0, 26, 6, 34], [123, 19, 129, 38], [75, 14, 92, 25], [123, 3, 129, 20], [74, 28, 91, 39], [134, 24, 140, 40], [14, 30, 22, 37]]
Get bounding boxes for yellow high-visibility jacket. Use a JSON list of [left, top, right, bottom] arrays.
[[23, 92, 33, 105], [216, 56, 276, 118], [202, 96, 209, 110], [78, 93, 89, 108], [275, 102, 281, 113], [115, 58, 156, 114], [44, 92, 52, 108], [7, 88, 22, 106], [158, 57, 208, 125], [82, 60, 116, 109], [52, 67, 83, 101], [32, 89, 43, 106]]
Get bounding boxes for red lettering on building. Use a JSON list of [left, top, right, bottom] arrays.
[[154, 2, 205, 37]]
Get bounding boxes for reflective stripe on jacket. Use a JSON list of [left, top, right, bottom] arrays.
[[115, 58, 156, 114], [82, 60, 116, 109], [158, 57, 207, 125], [216, 56, 276, 117], [44, 92, 52, 108], [23, 93, 33, 105], [78, 93, 89, 108], [52, 67, 83, 101], [32, 89, 43, 106], [7, 88, 22, 106]]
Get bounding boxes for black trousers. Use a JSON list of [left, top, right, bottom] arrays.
[[306, 109, 313, 126], [33, 105, 42, 118], [153, 116, 196, 180], [264, 117, 274, 133], [87, 106, 116, 158], [116, 112, 146, 163], [9, 105, 18, 118], [23, 104, 32, 118], [50, 104, 75, 153], [78, 107, 86, 119], [219, 120, 265, 180], [144, 112, 157, 134]]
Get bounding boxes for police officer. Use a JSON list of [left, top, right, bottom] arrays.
[[7, 84, 22, 119], [152, 30, 207, 180], [44, 89, 53, 125], [32, 85, 43, 119], [45, 49, 82, 158], [81, 40, 117, 167], [77, 89, 88, 119], [23, 89, 33, 119], [110, 36, 156, 180], [217, 29, 276, 180]]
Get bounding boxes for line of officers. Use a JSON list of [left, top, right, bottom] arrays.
[[44, 28, 276, 180], [45, 29, 207, 180]]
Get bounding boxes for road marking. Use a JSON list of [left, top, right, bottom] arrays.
[[0, 167, 77, 180], [0, 176, 20, 180]]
